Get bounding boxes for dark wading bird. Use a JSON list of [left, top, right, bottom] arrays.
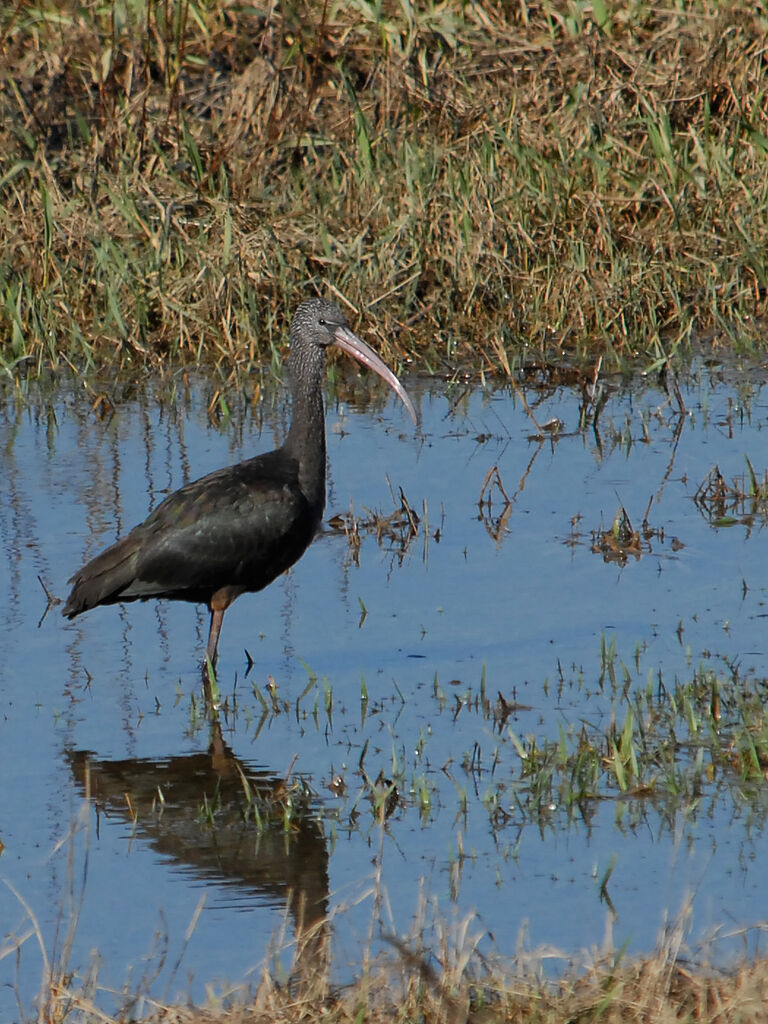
[[63, 298, 416, 683]]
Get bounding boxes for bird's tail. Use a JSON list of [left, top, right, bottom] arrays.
[[62, 534, 141, 618]]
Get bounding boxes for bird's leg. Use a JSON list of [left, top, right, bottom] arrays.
[[202, 606, 225, 702], [201, 587, 244, 701], [206, 607, 225, 665]]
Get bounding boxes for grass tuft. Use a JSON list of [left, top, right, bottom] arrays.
[[3, 2, 768, 377]]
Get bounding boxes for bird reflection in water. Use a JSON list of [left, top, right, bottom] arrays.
[[66, 723, 330, 992]]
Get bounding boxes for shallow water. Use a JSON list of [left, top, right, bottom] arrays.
[[2, 358, 768, 1016]]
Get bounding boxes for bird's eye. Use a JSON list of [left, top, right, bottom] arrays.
[[318, 318, 326, 325]]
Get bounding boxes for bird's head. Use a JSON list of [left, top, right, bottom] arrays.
[[291, 298, 351, 351], [289, 298, 416, 424]]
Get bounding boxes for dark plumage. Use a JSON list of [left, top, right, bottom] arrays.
[[63, 298, 416, 673]]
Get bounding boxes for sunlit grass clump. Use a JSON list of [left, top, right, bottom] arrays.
[[2, 1, 768, 377]]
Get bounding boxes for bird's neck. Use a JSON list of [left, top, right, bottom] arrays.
[[284, 352, 327, 515]]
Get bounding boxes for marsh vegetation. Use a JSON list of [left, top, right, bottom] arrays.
[[3, 0, 768, 379]]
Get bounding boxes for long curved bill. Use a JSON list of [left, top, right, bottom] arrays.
[[333, 325, 417, 426]]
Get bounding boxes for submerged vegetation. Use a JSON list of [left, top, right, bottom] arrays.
[[2, 0, 768, 377]]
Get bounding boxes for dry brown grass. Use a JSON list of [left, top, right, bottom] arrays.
[[20, 879, 768, 1024], [38, 927, 768, 1024], [2, 2, 768, 377]]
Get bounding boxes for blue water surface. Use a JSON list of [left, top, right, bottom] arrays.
[[1, 358, 768, 1017]]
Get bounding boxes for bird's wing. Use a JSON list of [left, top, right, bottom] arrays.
[[128, 463, 316, 599], [64, 451, 319, 614]]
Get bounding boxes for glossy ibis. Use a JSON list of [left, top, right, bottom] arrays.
[[63, 298, 416, 675]]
